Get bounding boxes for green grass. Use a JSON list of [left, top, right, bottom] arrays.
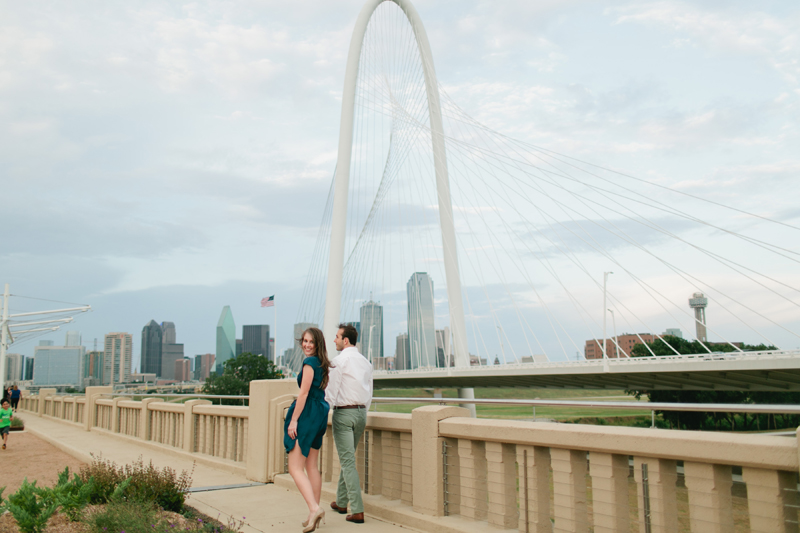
[[372, 387, 649, 420]]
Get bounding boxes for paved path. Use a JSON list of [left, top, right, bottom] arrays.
[[24, 416, 419, 533]]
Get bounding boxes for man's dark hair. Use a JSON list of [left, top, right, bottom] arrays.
[[338, 323, 358, 346]]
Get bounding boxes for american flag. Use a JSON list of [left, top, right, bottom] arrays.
[[261, 295, 275, 308]]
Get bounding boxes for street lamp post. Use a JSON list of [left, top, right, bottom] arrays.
[[368, 324, 376, 362], [608, 309, 619, 358], [602, 272, 613, 372]]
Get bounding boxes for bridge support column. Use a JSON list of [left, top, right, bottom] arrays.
[[458, 387, 476, 418]]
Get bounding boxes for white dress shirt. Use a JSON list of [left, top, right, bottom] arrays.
[[325, 346, 374, 410]]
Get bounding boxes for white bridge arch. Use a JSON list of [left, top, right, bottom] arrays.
[[322, 0, 470, 370]]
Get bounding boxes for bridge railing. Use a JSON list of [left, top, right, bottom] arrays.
[[373, 348, 800, 375], [17, 384, 800, 532]]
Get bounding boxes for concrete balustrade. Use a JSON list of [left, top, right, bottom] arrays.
[[18, 385, 800, 533]]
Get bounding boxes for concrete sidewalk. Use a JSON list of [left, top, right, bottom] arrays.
[[24, 416, 419, 533]]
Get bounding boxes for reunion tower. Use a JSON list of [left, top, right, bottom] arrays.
[[689, 292, 708, 343]]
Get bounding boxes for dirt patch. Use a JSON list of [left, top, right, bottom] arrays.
[[1, 432, 87, 494]]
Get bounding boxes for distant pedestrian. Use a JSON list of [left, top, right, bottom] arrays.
[[10, 386, 21, 411], [325, 323, 373, 525], [283, 327, 332, 533], [0, 399, 13, 449]]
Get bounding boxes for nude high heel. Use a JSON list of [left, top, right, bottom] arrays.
[[302, 507, 325, 532]]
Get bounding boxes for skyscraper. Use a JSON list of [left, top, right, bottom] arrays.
[[5, 353, 22, 382], [24, 357, 34, 380], [407, 272, 436, 369], [33, 346, 84, 386], [65, 331, 82, 347], [174, 358, 192, 382], [161, 322, 176, 345], [161, 343, 185, 380], [216, 306, 236, 374], [360, 300, 383, 361], [435, 327, 452, 368], [84, 351, 104, 381], [141, 320, 163, 376], [104, 333, 132, 385], [243, 325, 270, 359], [395, 333, 410, 370]]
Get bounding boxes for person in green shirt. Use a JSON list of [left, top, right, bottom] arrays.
[[0, 399, 13, 449]]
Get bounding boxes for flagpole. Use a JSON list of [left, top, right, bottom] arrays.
[[274, 297, 277, 365]]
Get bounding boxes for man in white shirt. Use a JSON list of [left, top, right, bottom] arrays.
[[325, 323, 373, 524]]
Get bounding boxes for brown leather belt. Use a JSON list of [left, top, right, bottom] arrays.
[[334, 405, 366, 410]]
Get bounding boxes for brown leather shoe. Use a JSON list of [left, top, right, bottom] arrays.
[[330, 501, 348, 514], [346, 513, 364, 524]]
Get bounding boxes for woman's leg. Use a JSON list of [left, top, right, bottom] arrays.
[[305, 448, 321, 504], [288, 445, 320, 521]]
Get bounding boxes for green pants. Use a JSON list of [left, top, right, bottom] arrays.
[[333, 408, 367, 514]]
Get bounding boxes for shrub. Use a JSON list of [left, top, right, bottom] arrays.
[[79, 456, 193, 512], [4, 479, 59, 533], [10, 416, 24, 428], [79, 456, 125, 504], [53, 467, 95, 521], [121, 457, 192, 512]]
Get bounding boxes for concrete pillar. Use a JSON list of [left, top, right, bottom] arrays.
[[400, 432, 413, 506], [38, 388, 56, 417], [110, 397, 124, 433], [589, 452, 630, 533], [684, 462, 734, 533], [382, 431, 401, 500], [457, 438, 487, 521], [742, 467, 798, 533], [368, 429, 383, 496], [443, 437, 460, 516], [486, 441, 518, 529], [410, 405, 469, 516], [84, 386, 112, 431], [245, 378, 298, 482], [551, 448, 588, 533], [634, 457, 678, 533], [183, 399, 211, 452], [517, 445, 551, 533], [322, 425, 335, 483], [140, 398, 163, 441]]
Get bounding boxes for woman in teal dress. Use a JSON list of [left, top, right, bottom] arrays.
[[284, 327, 331, 532]]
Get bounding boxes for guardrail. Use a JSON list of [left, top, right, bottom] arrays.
[[373, 348, 800, 375], [17, 383, 800, 532]]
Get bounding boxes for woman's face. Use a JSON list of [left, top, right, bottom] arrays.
[[302, 332, 316, 356]]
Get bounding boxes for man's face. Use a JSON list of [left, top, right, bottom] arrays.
[[334, 329, 348, 352]]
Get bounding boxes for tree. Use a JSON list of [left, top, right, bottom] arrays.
[[203, 352, 283, 401]]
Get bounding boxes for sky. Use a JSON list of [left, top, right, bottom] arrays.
[[2, 0, 798, 369]]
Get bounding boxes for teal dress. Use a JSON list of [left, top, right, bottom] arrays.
[[284, 356, 330, 457]]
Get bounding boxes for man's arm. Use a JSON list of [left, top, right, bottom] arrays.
[[365, 362, 374, 411], [325, 358, 343, 406]]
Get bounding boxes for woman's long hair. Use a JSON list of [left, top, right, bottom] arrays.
[[299, 327, 332, 390]]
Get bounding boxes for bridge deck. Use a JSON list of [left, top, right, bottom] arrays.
[[22, 416, 412, 533], [374, 350, 800, 390]]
